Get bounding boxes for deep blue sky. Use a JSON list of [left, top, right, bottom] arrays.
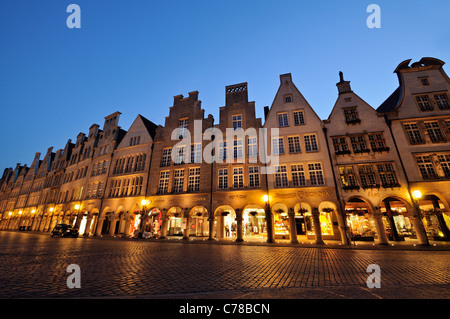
[[0, 0, 449, 171]]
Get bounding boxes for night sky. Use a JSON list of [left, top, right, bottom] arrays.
[[0, 0, 449, 170]]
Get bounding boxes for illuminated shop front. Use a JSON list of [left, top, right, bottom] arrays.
[[345, 199, 377, 241], [304, 212, 334, 239], [273, 210, 289, 239], [381, 198, 414, 241], [188, 207, 209, 237], [242, 208, 267, 239], [416, 194, 450, 240]]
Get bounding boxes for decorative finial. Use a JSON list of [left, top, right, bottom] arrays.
[[339, 71, 344, 82]]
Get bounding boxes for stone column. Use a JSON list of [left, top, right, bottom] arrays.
[[288, 209, 298, 244], [123, 213, 131, 237], [109, 216, 118, 236], [312, 208, 324, 244], [96, 217, 105, 236], [372, 209, 388, 245], [183, 210, 191, 240], [411, 203, 430, 246], [265, 205, 275, 243], [236, 209, 243, 242], [84, 216, 93, 236], [336, 207, 351, 245], [160, 211, 168, 239], [74, 213, 83, 229]]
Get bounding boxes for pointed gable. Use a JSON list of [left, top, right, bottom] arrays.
[[116, 115, 157, 150]]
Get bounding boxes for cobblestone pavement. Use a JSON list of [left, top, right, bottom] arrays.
[[0, 231, 449, 299]]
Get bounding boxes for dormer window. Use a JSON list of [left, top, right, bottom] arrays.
[[415, 95, 433, 111]]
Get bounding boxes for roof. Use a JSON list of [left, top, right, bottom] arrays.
[[376, 86, 401, 113]]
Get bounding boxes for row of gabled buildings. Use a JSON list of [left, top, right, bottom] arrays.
[[1, 57, 449, 246]]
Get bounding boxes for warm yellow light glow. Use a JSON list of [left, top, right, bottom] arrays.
[[413, 190, 422, 200], [32, 210, 35, 214], [74, 204, 80, 210], [141, 199, 150, 206], [8, 212, 12, 216], [263, 195, 269, 203], [49, 207, 54, 212], [19, 211, 22, 215]]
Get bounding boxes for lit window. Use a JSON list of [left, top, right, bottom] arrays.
[[158, 171, 170, 194]]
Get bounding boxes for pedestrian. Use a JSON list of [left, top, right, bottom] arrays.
[[225, 224, 229, 237]]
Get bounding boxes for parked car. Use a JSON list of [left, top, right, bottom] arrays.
[[51, 224, 79, 238]]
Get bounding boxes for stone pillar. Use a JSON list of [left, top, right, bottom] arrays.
[[312, 208, 324, 244], [74, 213, 83, 229], [236, 209, 243, 242], [84, 216, 93, 236], [372, 209, 388, 245], [96, 217, 105, 236], [288, 209, 298, 244], [336, 206, 351, 245], [411, 203, 430, 246], [183, 210, 191, 240], [123, 213, 131, 237], [265, 204, 275, 243], [109, 216, 118, 236], [160, 212, 168, 239]]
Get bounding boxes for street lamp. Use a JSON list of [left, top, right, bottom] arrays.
[[413, 190, 422, 201]]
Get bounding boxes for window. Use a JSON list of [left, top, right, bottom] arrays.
[[232, 115, 242, 131], [415, 156, 437, 180], [272, 138, 285, 156], [284, 95, 293, 103], [339, 166, 358, 188], [332, 137, 350, 154], [344, 107, 360, 124], [358, 164, 377, 188], [188, 168, 200, 192], [304, 134, 318, 152], [404, 123, 425, 144], [424, 121, 446, 143], [437, 155, 450, 178], [275, 165, 289, 187], [377, 163, 399, 187], [419, 77, 430, 86], [233, 139, 243, 159], [219, 141, 228, 161], [173, 169, 184, 193], [174, 145, 186, 164], [178, 118, 189, 138], [191, 144, 202, 163], [160, 148, 171, 167], [368, 133, 388, 151], [233, 167, 244, 189], [287, 136, 301, 154], [247, 137, 258, 159], [218, 169, 228, 190], [350, 134, 369, 153], [434, 93, 449, 110], [293, 110, 305, 126], [158, 171, 170, 194], [277, 113, 289, 127], [249, 166, 260, 188], [415, 95, 433, 111], [291, 164, 306, 186], [309, 163, 324, 185]]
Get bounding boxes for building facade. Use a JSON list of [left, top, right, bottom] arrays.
[[0, 57, 449, 246]]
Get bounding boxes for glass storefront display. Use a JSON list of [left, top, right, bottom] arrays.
[[422, 214, 443, 238], [167, 216, 183, 236], [304, 212, 333, 236], [243, 211, 267, 238], [393, 215, 414, 237], [274, 211, 289, 238], [346, 212, 376, 238]]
